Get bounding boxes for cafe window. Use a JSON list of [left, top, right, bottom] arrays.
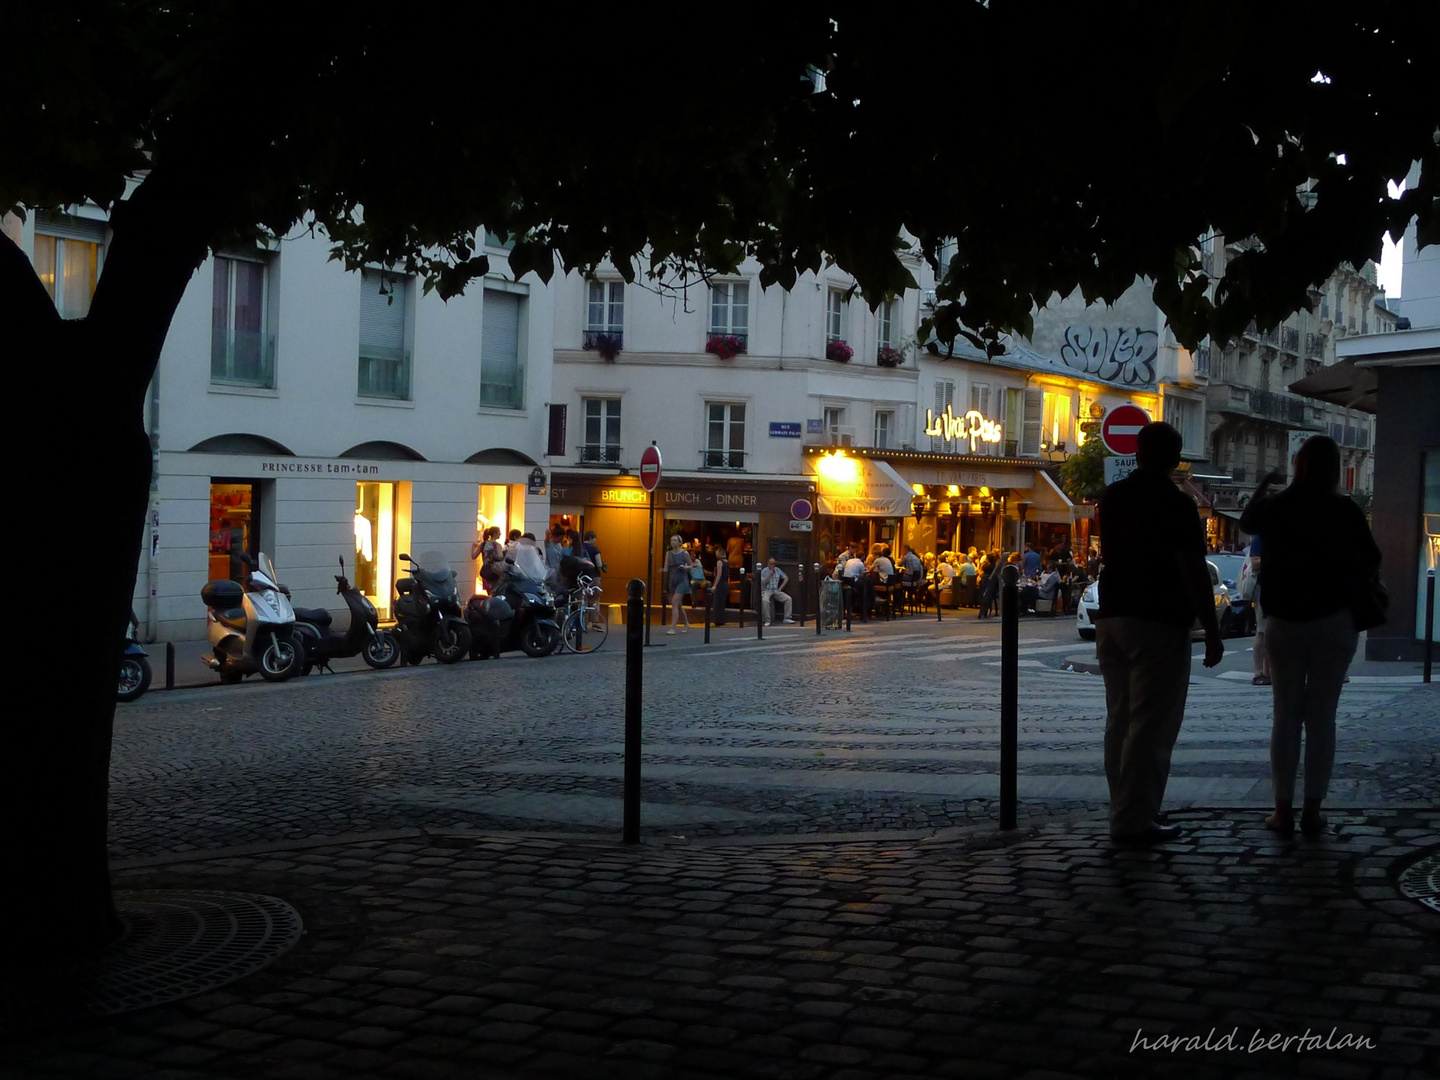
[[208, 481, 260, 584], [704, 401, 746, 469], [355, 482, 400, 620]]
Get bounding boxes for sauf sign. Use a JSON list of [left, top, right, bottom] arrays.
[[925, 405, 1003, 453]]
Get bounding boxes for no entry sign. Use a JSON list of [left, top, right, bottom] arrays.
[[1100, 405, 1151, 456], [639, 444, 662, 492]]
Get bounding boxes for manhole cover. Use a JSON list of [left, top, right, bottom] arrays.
[[1397, 853, 1440, 914], [0, 890, 302, 1038]]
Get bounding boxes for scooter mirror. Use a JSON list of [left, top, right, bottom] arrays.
[[399, 553, 412, 562]]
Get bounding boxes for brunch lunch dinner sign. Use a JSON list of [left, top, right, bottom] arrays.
[[925, 406, 1003, 453]]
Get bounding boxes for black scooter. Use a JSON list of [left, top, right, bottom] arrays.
[[292, 556, 401, 674], [393, 552, 471, 664], [465, 564, 561, 659], [118, 611, 152, 702]]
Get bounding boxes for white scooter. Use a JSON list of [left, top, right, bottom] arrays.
[[200, 553, 303, 683]]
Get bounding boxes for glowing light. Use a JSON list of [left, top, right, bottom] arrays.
[[924, 406, 1003, 453], [947, 485, 960, 497], [815, 449, 860, 487], [912, 483, 926, 495]]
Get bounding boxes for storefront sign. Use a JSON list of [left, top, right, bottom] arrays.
[[664, 491, 758, 509], [924, 406, 1003, 453], [258, 460, 381, 476], [769, 422, 803, 438], [601, 487, 649, 504], [553, 474, 804, 514]]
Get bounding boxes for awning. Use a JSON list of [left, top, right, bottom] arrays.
[[1025, 470, 1075, 524], [1215, 509, 1244, 523], [814, 456, 914, 517], [1288, 358, 1377, 414]]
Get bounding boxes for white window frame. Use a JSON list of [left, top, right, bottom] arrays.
[[581, 397, 622, 463], [586, 280, 624, 333], [710, 281, 750, 336], [480, 286, 527, 410], [32, 224, 104, 320], [211, 253, 273, 388], [878, 299, 895, 348], [704, 400, 747, 469], [874, 410, 893, 449], [358, 269, 413, 400], [826, 287, 846, 342]]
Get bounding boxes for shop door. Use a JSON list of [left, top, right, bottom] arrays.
[[355, 482, 398, 620], [209, 480, 260, 583]]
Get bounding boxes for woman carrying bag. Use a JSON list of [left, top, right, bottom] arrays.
[[1240, 436, 1383, 837], [664, 534, 695, 635]]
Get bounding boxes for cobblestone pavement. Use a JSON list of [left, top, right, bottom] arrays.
[[109, 620, 1440, 858], [5, 812, 1437, 1079]]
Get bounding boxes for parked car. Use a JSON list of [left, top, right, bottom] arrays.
[[1077, 560, 1240, 641], [1207, 552, 1257, 638]]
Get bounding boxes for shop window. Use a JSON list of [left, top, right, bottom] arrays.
[[355, 482, 399, 620], [481, 288, 525, 409], [32, 213, 104, 320], [704, 401, 746, 469], [209, 481, 259, 583], [476, 484, 512, 595], [581, 398, 621, 463], [358, 269, 412, 399], [212, 254, 274, 387]]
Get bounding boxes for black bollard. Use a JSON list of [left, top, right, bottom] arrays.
[[1000, 564, 1019, 830], [937, 580, 943, 623], [704, 587, 712, 644], [1425, 569, 1435, 684], [844, 581, 852, 632], [165, 642, 175, 690], [737, 569, 745, 630], [815, 564, 823, 637], [624, 579, 644, 844], [756, 569, 763, 640]]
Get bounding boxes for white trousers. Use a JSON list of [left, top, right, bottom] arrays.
[[763, 590, 792, 623], [1096, 617, 1192, 834], [1265, 608, 1357, 803]]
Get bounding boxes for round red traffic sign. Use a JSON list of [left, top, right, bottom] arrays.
[[1100, 405, 1151, 456], [639, 444, 663, 492], [790, 499, 813, 520]]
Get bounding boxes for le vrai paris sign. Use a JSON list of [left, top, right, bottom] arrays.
[[925, 406, 1003, 453]]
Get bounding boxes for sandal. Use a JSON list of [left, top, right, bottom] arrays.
[[1300, 813, 1326, 836], [1252, 675, 1271, 686]]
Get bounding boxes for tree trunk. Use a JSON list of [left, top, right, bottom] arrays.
[[6, 172, 222, 957]]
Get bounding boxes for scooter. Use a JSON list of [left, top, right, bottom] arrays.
[[465, 563, 561, 660], [118, 611, 152, 702], [393, 551, 471, 665], [200, 553, 303, 683], [292, 555, 401, 674]]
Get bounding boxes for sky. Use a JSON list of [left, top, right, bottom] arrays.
[[1378, 179, 1407, 298]]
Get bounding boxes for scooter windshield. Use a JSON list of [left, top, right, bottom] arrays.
[[413, 551, 458, 599], [253, 552, 280, 590]]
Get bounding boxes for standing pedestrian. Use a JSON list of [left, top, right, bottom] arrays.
[[1240, 437, 1381, 836], [664, 534, 694, 634], [1095, 422, 1223, 843]]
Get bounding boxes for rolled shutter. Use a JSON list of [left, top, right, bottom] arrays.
[[360, 271, 407, 354]]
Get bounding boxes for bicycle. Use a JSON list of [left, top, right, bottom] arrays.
[[557, 575, 609, 653]]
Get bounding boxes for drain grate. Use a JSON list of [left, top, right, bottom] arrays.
[[1, 890, 302, 1038], [1397, 853, 1440, 914]]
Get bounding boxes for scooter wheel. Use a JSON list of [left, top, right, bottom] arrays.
[[117, 656, 152, 702], [259, 633, 303, 682], [434, 623, 471, 664], [362, 632, 400, 669]]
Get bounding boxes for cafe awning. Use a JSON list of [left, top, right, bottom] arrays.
[[1288, 357, 1377, 414], [1025, 470, 1075, 524], [813, 454, 914, 517]]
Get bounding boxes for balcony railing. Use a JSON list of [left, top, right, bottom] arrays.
[[700, 449, 746, 470], [577, 443, 622, 464], [1261, 327, 1280, 347], [1192, 346, 1211, 378], [358, 346, 411, 399], [480, 359, 526, 409], [582, 328, 624, 351], [1243, 321, 1259, 340], [1280, 327, 1300, 353], [1304, 333, 1326, 359], [1208, 384, 1314, 426], [211, 329, 276, 389]]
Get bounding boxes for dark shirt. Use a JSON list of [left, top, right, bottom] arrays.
[[1096, 467, 1208, 627], [1240, 487, 1379, 621]]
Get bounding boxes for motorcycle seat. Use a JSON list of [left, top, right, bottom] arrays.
[[293, 607, 333, 627], [218, 609, 247, 630]]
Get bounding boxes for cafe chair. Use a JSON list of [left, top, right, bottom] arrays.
[[1033, 597, 1057, 617]]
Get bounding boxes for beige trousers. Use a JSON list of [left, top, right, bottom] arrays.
[[1096, 617, 1192, 835]]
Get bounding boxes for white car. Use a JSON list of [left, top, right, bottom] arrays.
[[1077, 561, 1230, 641]]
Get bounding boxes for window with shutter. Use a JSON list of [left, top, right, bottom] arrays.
[[481, 289, 524, 409], [359, 270, 411, 398], [970, 384, 994, 454], [1022, 388, 1043, 455], [33, 212, 105, 320], [931, 380, 955, 451]]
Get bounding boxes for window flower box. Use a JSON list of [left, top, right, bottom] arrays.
[[876, 345, 904, 367], [706, 334, 747, 360], [583, 330, 623, 361], [826, 339, 854, 363]]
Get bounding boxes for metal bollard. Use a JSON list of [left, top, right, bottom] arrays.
[[1425, 569, 1435, 684], [937, 580, 943, 622], [815, 563, 823, 637], [737, 569, 745, 630], [756, 569, 763, 640], [624, 579, 644, 844], [999, 564, 1019, 830], [165, 642, 176, 690], [797, 562, 806, 628], [845, 581, 853, 632], [704, 586, 712, 644]]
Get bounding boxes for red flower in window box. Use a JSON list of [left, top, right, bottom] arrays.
[[826, 339, 854, 363], [706, 334, 746, 360]]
